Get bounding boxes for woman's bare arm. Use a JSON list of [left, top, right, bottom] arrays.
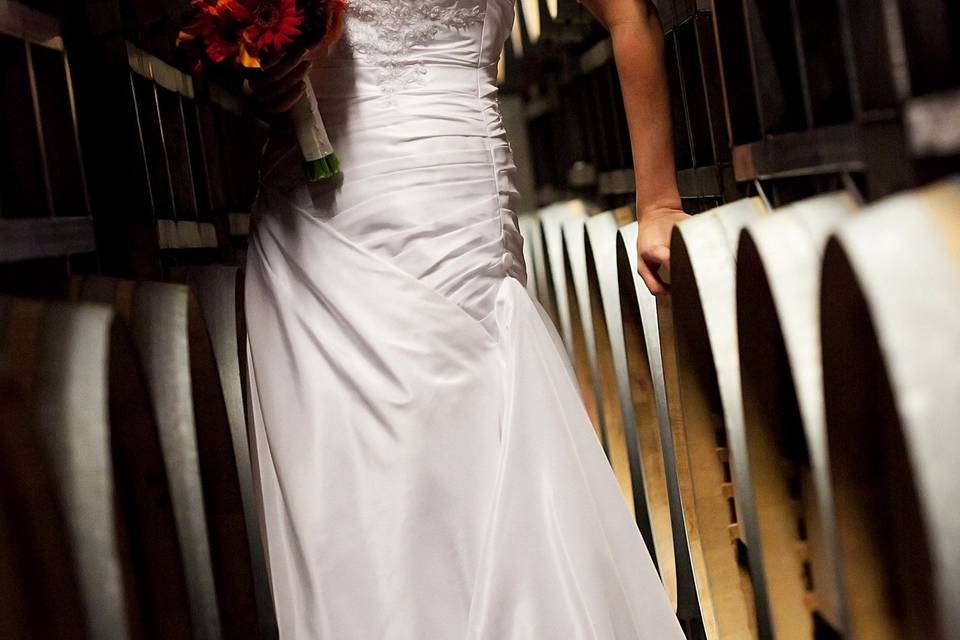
[[580, 0, 688, 294]]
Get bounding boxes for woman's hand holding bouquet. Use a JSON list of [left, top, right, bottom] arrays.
[[178, 0, 348, 180]]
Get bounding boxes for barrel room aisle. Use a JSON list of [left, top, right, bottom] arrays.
[[1, 0, 958, 638]]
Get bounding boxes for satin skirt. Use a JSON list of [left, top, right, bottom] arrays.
[[244, 66, 683, 638]]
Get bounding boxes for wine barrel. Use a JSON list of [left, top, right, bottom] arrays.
[[620, 222, 714, 639], [820, 177, 960, 640], [186, 265, 278, 639], [538, 201, 604, 439], [0, 299, 90, 639], [73, 277, 260, 640], [0, 296, 156, 639], [668, 197, 768, 639], [561, 212, 609, 447], [518, 213, 543, 299], [585, 208, 678, 607], [538, 200, 589, 354], [736, 192, 858, 638], [584, 210, 652, 528]]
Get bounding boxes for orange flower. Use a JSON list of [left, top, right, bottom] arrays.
[[317, 0, 347, 50]]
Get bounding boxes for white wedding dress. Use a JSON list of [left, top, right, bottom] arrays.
[[243, 0, 684, 637]]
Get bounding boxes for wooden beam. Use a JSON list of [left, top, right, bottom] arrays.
[[0, 0, 63, 50], [0, 217, 96, 262], [732, 123, 864, 181]]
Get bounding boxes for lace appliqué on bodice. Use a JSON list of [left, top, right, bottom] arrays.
[[343, 0, 484, 98]]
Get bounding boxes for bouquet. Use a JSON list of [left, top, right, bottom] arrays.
[[178, 0, 348, 180]]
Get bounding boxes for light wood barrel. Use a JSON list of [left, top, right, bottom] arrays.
[[561, 212, 609, 448], [820, 177, 960, 640], [74, 276, 260, 640], [186, 265, 278, 639], [737, 193, 858, 638], [619, 222, 713, 639], [617, 222, 715, 639], [539, 201, 604, 441], [668, 197, 768, 639], [518, 213, 543, 299], [0, 297, 148, 639], [584, 208, 669, 574], [538, 200, 589, 354]]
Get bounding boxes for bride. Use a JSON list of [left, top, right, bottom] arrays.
[[243, 0, 689, 636]]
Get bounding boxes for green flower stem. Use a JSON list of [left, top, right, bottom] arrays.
[[305, 153, 341, 181]]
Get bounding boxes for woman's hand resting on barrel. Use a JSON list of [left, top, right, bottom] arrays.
[[580, 0, 686, 295], [636, 205, 689, 296]]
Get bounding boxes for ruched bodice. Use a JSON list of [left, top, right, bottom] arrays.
[[258, 0, 523, 327], [244, 2, 685, 637]]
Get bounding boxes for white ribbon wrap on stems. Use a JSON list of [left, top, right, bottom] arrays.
[[290, 80, 339, 179]]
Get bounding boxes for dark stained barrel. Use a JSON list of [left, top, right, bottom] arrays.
[[0, 296, 159, 639], [186, 265, 278, 639], [74, 276, 261, 640]]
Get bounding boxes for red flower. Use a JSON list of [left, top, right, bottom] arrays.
[[178, 0, 262, 68], [246, 0, 304, 53]]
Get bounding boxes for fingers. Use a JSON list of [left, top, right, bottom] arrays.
[[644, 245, 671, 286], [246, 49, 312, 114], [637, 260, 667, 296], [263, 80, 307, 114], [261, 47, 309, 76], [254, 59, 311, 103], [637, 244, 671, 295], [645, 245, 670, 265]]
